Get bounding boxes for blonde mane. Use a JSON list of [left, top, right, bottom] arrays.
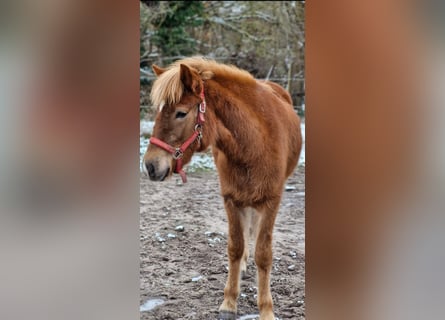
[[150, 56, 256, 109]]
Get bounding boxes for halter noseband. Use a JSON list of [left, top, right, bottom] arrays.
[[149, 86, 206, 183]]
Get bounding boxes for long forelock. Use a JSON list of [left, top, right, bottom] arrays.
[[150, 56, 255, 111], [150, 67, 184, 110]]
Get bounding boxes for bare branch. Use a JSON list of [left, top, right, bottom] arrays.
[[208, 16, 261, 42], [266, 65, 274, 81]]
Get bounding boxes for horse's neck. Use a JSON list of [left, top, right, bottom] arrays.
[[208, 93, 257, 163]]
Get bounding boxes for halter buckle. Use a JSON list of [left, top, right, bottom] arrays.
[[199, 101, 206, 113], [194, 124, 203, 142], [173, 148, 184, 160]]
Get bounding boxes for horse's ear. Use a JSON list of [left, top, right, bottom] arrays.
[[152, 64, 166, 76], [180, 64, 201, 94]]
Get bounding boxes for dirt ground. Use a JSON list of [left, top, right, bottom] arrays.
[[140, 167, 305, 320]]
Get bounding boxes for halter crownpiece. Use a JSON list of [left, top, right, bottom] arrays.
[[149, 85, 206, 183]]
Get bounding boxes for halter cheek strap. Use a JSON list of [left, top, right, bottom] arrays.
[[149, 86, 206, 183]]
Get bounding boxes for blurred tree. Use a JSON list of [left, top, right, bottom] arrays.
[[140, 1, 305, 117], [150, 1, 204, 56]]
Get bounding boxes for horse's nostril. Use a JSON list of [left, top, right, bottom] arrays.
[[146, 162, 156, 178]]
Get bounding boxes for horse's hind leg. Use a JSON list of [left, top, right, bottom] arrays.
[[218, 199, 247, 320], [255, 201, 280, 320], [240, 208, 260, 277], [240, 208, 252, 275]]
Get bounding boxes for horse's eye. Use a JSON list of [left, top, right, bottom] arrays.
[[175, 111, 187, 119]]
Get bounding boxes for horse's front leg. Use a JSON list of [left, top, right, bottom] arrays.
[[255, 202, 280, 320], [218, 199, 246, 320]]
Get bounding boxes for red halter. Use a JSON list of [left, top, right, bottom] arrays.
[[149, 87, 206, 183]]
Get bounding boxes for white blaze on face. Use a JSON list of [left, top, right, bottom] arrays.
[[141, 160, 148, 175], [159, 101, 165, 112]]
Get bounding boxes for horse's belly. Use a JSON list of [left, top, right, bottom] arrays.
[[213, 149, 285, 206]]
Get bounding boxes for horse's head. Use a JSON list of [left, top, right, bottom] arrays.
[[143, 63, 205, 181]]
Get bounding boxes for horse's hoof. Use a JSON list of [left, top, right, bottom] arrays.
[[218, 310, 237, 320]]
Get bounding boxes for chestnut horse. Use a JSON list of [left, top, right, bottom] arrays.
[[143, 57, 302, 320]]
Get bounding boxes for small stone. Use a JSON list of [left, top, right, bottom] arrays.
[[191, 275, 203, 282], [285, 185, 297, 191], [287, 264, 295, 271], [175, 225, 185, 232], [208, 237, 221, 244], [157, 237, 166, 243], [167, 233, 176, 239], [240, 293, 247, 298]]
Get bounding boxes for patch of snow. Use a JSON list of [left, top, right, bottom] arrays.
[[191, 275, 203, 282], [155, 232, 166, 243], [187, 152, 216, 172], [140, 298, 165, 312], [140, 120, 154, 136], [238, 315, 260, 320], [299, 120, 305, 166], [208, 237, 222, 244]]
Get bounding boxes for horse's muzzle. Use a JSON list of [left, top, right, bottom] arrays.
[[144, 160, 170, 181]]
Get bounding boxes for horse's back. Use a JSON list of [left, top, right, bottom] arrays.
[[261, 81, 302, 178], [262, 80, 293, 105]]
